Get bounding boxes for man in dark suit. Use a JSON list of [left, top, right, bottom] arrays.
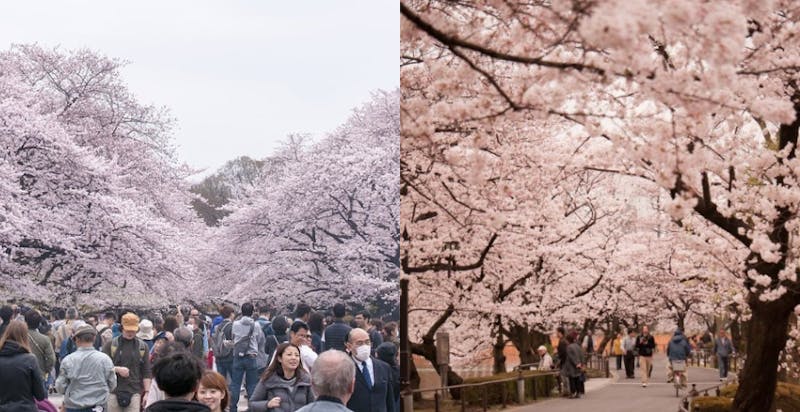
[[345, 328, 396, 412]]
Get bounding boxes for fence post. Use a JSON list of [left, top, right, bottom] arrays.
[[434, 393, 440, 412], [482, 385, 488, 412], [517, 370, 525, 403]]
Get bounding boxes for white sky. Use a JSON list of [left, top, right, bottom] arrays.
[[0, 1, 399, 175]]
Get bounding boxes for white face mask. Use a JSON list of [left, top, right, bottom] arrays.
[[354, 345, 371, 362]]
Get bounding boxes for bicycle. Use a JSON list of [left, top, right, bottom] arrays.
[[671, 359, 687, 397]]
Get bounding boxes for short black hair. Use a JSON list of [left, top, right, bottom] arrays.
[[258, 305, 272, 315], [308, 312, 324, 334], [0, 306, 13, 322], [152, 352, 204, 397], [557, 326, 566, 335], [24, 309, 42, 330], [104, 312, 117, 321], [241, 302, 254, 317], [357, 310, 371, 320], [294, 303, 312, 319], [332, 303, 346, 318], [272, 315, 289, 335], [290, 320, 309, 334]]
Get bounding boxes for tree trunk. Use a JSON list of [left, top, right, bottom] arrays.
[[507, 323, 549, 366], [676, 312, 686, 332], [410, 340, 465, 399], [492, 316, 507, 374], [732, 298, 794, 411]]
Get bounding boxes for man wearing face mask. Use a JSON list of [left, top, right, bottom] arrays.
[[345, 328, 396, 412]]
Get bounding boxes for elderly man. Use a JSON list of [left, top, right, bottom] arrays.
[[345, 328, 396, 412], [537, 346, 553, 370], [296, 350, 356, 412], [57, 324, 117, 412]]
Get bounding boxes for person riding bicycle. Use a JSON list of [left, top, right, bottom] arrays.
[[667, 328, 692, 387]]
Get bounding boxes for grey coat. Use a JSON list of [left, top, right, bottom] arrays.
[[248, 372, 314, 412], [564, 343, 583, 378]]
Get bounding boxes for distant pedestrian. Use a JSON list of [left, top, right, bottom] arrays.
[[0, 320, 46, 411], [565, 332, 584, 399], [308, 312, 325, 353], [610, 331, 624, 370], [636, 326, 656, 388], [322, 303, 351, 352], [537, 345, 553, 370], [714, 330, 735, 381], [555, 327, 570, 395], [354, 311, 383, 356], [228, 302, 267, 412], [376, 342, 400, 411], [622, 330, 637, 378], [24, 310, 56, 395]]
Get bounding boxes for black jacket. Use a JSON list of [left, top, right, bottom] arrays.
[[322, 320, 351, 352], [0, 341, 46, 412], [557, 339, 568, 369], [346, 357, 396, 412], [145, 399, 211, 412]]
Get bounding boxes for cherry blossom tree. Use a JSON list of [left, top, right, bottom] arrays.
[[0, 45, 206, 309], [203, 90, 400, 309], [402, 1, 800, 408]]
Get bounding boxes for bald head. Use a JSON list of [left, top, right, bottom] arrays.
[[311, 350, 355, 402]]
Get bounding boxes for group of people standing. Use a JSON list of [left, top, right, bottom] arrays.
[[605, 326, 737, 387], [0, 302, 400, 412]]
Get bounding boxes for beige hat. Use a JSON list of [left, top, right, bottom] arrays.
[[121, 313, 140, 332], [137, 319, 155, 340], [73, 324, 97, 339], [537, 345, 547, 352]]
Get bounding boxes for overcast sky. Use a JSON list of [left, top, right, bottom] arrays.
[[0, 1, 399, 176]]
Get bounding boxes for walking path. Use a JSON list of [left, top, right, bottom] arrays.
[[508, 354, 730, 412]]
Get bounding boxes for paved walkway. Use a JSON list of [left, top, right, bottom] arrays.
[[508, 354, 730, 412]]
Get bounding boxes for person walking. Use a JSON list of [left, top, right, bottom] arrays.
[[229, 302, 266, 412], [322, 303, 351, 352], [0, 320, 47, 411], [714, 329, 736, 381], [636, 326, 656, 388], [212, 305, 235, 382], [611, 331, 624, 370], [25, 309, 56, 396], [102, 312, 152, 412], [56, 325, 117, 412], [565, 332, 584, 399], [248, 343, 315, 412], [555, 327, 570, 396], [622, 330, 637, 379]]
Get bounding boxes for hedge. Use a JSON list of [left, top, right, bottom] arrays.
[[459, 370, 559, 406], [691, 382, 800, 412]]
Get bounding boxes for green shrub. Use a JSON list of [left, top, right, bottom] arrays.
[[691, 382, 800, 412], [459, 371, 558, 406]]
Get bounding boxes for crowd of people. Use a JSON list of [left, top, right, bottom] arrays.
[[0, 302, 400, 412], [533, 325, 738, 399]]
